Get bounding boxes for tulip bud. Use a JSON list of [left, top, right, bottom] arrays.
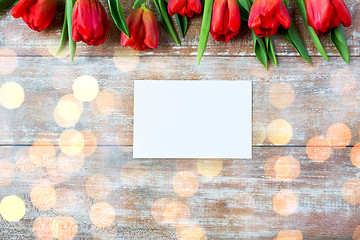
[[121, 8, 159, 51], [210, 0, 241, 42], [248, 0, 291, 37], [11, 0, 57, 32], [72, 0, 110, 46], [305, 0, 351, 35], [167, 0, 202, 18]]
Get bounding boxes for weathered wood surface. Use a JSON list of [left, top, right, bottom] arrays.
[[0, 0, 359, 239]]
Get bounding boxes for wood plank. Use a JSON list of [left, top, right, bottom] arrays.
[[0, 146, 359, 239], [0, 56, 359, 147], [0, 0, 358, 57]]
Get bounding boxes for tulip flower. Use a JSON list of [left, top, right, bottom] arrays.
[[11, 0, 57, 32], [72, 0, 110, 46], [210, 0, 241, 42], [121, 8, 159, 51], [248, 0, 291, 37], [305, 0, 351, 35], [167, 0, 202, 18]]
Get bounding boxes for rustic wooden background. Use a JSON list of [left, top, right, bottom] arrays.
[[0, 0, 359, 239]]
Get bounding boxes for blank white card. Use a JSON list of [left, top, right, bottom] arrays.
[[133, 80, 252, 159]]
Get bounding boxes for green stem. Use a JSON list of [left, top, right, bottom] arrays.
[[141, 2, 146, 7]]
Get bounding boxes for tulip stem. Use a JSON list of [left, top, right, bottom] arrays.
[[141, 2, 146, 7]]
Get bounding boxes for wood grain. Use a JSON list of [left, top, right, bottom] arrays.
[[0, 0, 359, 239]]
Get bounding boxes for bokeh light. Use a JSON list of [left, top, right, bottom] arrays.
[[353, 225, 360, 240], [330, 68, 356, 96], [94, 90, 122, 115], [33, 217, 54, 240], [0, 160, 15, 186], [269, 82, 295, 109], [163, 201, 190, 226], [58, 152, 85, 173], [230, 193, 256, 218], [176, 221, 207, 240], [54, 94, 83, 128], [30, 182, 57, 210], [306, 136, 332, 162], [342, 178, 360, 204], [173, 171, 199, 198], [89, 202, 115, 228], [86, 174, 112, 200], [276, 230, 303, 240], [59, 129, 85, 156], [264, 156, 280, 181], [272, 190, 298, 216], [15, 147, 37, 173], [196, 159, 223, 177], [326, 123, 351, 149], [252, 123, 266, 145], [267, 119, 293, 145], [53, 188, 77, 214], [29, 141, 56, 167], [46, 161, 71, 184], [81, 131, 97, 156], [274, 156, 300, 182], [73, 75, 99, 102], [151, 198, 173, 224], [0, 48, 18, 74], [351, 143, 360, 168], [51, 216, 77, 240], [0, 195, 25, 222], [0, 82, 24, 109], [113, 50, 139, 72], [120, 161, 147, 186]]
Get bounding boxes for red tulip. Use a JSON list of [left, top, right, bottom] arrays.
[[72, 0, 110, 46], [210, 0, 241, 42], [305, 0, 351, 35], [248, 0, 291, 37], [167, 0, 202, 18], [11, 0, 57, 32], [121, 8, 159, 51]]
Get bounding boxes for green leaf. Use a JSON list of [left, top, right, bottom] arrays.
[[175, 14, 187, 38], [282, 0, 289, 8], [55, 11, 68, 57], [153, 0, 179, 45], [236, 0, 251, 21], [331, 25, 350, 64], [133, 0, 146, 8], [197, 0, 214, 65], [295, 0, 329, 61], [66, 0, 76, 61], [265, 36, 277, 66], [237, 0, 251, 12], [252, 30, 268, 69], [282, 22, 312, 65], [108, 0, 130, 37], [0, 0, 17, 9]]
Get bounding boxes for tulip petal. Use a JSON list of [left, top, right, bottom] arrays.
[[275, 0, 291, 29], [330, 0, 351, 27], [211, 0, 226, 34], [227, 0, 241, 33], [168, 0, 186, 15], [121, 8, 144, 47], [142, 9, 159, 49], [187, 0, 202, 15], [305, 0, 334, 34], [248, 0, 264, 28], [261, 0, 279, 16], [11, 0, 36, 18]]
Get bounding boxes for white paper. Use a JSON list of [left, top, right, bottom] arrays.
[[133, 80, 252, 159]]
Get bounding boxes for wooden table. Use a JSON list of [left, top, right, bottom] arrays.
[[0, 0, 359, 239]]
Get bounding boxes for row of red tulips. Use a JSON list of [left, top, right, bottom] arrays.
[[3, 0, 352, 67]]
